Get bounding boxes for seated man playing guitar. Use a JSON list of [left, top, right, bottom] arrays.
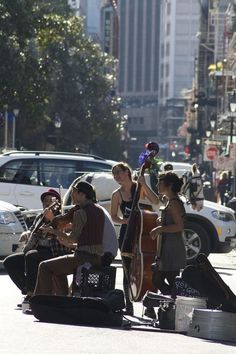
[[3, 189, 71, 307]]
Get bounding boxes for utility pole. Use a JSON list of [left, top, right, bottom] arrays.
[[4, 105, 8, 150]]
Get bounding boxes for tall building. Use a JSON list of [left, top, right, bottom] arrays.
[[118, 0, 161, 166], [100, 0, 119, 57], [158, 0, 200, 160], [69, 0, 102, 43]]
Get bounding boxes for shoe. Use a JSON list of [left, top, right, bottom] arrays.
[[17, 295, 28, 309], [144, 307, 156, 319], [22, 295, 32, 314]]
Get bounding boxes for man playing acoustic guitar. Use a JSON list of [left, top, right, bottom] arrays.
[[4, 189, 71, 309]]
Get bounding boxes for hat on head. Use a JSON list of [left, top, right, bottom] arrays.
[[73, 181, 97, 202], [41, 189, 61, 202], [163, 163, 173, 171]]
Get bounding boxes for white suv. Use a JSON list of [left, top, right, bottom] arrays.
[[0, 151, 115, 209], [62, 172, 236, 263]]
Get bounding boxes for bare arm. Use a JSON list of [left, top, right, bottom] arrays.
[[138, 175, 160, 205], [150, 200, 184, 239], [111, 190, 128, 225]]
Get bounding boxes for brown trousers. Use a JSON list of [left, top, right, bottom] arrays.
[[34, 252, 101, 296]]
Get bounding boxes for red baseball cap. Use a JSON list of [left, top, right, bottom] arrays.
[[40, 189, 61, 202]]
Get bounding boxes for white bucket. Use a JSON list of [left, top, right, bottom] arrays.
[[175, 296, 207, 332]]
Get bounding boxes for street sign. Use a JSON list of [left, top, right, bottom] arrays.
[[204, 139, 222, 146], [204, 145, 219, 161]]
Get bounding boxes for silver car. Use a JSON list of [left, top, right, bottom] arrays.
[[0, 200, 28, 258]]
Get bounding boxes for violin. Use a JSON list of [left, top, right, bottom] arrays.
[[51, 205, 80, 230], [23, 200, 61, 253]]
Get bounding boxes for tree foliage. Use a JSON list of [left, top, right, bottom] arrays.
[[0, 0, 121, 159]]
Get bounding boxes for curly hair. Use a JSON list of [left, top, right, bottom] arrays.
[[158, 172, 183, 193]]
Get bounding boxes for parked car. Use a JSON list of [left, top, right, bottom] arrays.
[[62, 172, 236, 263], [0, 151, 116, 210], [0, 200, 28, 258]]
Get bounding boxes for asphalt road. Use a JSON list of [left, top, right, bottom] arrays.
[[0, 251, 236, 354]]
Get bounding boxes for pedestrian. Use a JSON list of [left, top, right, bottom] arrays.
[[111, 162, 159, 315], [217, 171, 230, 205], [33, 181, 117, 296], [150, 172, 186, 295], [163, 163, 173, 172], [3, 189, 70, 307]]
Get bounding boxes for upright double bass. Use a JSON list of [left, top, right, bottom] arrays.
[[121, 150, 159, 302]]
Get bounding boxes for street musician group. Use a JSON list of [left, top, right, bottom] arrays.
[[4, 143, 236, 318]]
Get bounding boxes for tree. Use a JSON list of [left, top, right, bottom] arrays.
[[0, 0, 121, 159]]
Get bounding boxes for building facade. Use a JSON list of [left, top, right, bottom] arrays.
[[158, 0, 200, 161], [117, 0, 161, 166]]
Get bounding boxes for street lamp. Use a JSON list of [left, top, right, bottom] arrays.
[[206, 127, 211, 138], [210, 117, 216, 130], [4, 105, 8, 149], [54, 113, 62, 129], [12, 108, 19, 149], [54, 113, 61, 150]]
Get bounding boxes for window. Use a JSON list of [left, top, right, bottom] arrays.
[[161, 44, 164, 58], [161, 63, 164, 78], [166, 23, 170, 36], [167, 2, 171, 15], [0, 159, 38, 185], [160, 83, 164, 98], [166, 63, 169, 77], [79, 161, 113, 173], [166, 42, 170, 56], [40, 159, 79, 188], [165, 83, 169, 97]]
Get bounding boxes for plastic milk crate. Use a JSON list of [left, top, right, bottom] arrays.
[[72, 266, 117, 297]]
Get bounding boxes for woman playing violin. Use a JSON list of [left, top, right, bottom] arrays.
[[4, 189, 71, 307], [111, 162, 159, 315]]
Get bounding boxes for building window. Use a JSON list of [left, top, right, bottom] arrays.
[[165, 83, 169, 97], [161, 63, 164, 78], [166, 23, 170, 36], [140, 117, 144, 124], [161, 43, 164, 58], [166, 42, 170, 56], [160, 84, 164, 98], [167, 2, 171, 15], [166, 63, 169, 77]]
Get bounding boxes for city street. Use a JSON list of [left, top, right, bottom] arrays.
[[0, 251, 236, 354]]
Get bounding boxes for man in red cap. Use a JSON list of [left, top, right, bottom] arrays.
[[4, 189, 71, 310]]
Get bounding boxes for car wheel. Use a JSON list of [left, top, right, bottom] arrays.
[[183, 221, 211, 263]]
